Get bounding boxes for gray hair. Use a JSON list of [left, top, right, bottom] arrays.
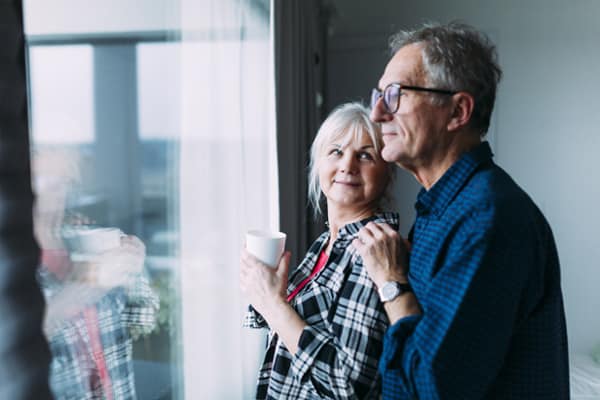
[[308, 102, 394, 218], [389, 21, 502, 136]]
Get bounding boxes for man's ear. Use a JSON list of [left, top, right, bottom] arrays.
[[447, 92, 474, 132]]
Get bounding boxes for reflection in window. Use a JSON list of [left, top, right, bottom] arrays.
[[28, 42, 176, 399], [26, 1, 274, 398]]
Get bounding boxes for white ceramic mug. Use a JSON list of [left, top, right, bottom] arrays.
[[246, 230, 286, 268]]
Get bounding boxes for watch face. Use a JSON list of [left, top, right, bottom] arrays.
[[381, 282, 400, 300], [379, 281, 411, 302]]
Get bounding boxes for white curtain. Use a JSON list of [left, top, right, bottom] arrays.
[[178, 0, 277, 398]]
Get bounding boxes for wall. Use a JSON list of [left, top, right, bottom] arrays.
[[327, 0, 600, 355]]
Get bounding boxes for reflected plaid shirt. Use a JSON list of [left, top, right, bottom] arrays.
[[245, 213, 399, 400], [40, 272, 159, 400]]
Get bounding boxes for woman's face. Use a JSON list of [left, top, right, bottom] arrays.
[[318, 131, 389, 216]]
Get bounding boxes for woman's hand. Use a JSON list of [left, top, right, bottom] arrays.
[[352, 222, 411, 288], [74, 234, 145, 288], [240, 249, 307, 353], [240, 249, 291, 320]]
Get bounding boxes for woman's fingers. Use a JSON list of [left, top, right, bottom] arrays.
[[276, 252, 291, 278], [240, 247, 291, 316]]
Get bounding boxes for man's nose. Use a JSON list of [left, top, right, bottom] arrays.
[[370, 97, 393, 123]]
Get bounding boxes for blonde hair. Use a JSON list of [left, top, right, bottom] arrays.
[[308, 102, 394, 217]]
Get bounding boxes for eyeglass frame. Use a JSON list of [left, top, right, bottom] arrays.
[[371, 82, 458, 114]]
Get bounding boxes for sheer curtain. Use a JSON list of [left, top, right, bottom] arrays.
[[177, 0, 277, 398]]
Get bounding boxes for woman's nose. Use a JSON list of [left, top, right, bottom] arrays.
[[339, 153, 357, 173]]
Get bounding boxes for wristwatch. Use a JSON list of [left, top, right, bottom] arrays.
[[378, 281, 412, 303]]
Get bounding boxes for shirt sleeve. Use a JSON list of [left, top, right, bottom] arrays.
[[290, 323, 381, 400], [289, 273, 387, 399], [242, 305, 269, 329], [379, 206, 536, 399], [120, 274, 160, 331]]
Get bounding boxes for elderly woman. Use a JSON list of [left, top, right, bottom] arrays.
[[241, 102, 399, 399]]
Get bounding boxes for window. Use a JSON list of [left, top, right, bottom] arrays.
[[25, 1, 274, 398]]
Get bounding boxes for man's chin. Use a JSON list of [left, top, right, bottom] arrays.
[[381, 147, 400, 163]]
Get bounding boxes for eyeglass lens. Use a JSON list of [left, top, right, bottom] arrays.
[[371, 85, 400, 113], [370, 89, 381, 110], [383, 85, 400, 113]]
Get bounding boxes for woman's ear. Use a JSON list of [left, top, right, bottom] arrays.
[[447, 92, 475, 132]]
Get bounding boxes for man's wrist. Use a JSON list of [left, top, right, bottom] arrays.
[[374, 270, 408, 289], [383, 291, 421, 324], [378, 281, 412, 303]]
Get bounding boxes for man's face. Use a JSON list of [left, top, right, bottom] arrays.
[[371, 43, 452, 172]]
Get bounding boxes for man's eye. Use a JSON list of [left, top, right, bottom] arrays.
[[329, 149, 342, 156]]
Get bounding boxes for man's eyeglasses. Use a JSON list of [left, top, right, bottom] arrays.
[[370, 83, 457, 114]]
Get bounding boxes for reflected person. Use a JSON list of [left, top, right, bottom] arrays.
[[241, 103, 396, 399], [33, 148, 159, 400], [353, 22, 569, 399]]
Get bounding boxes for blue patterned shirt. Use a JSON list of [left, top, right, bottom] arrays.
[[380, 142, 569, 399]]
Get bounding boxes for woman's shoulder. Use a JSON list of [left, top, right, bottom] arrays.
[[341, 211, 400, 235], [373, 211, 400, 227]]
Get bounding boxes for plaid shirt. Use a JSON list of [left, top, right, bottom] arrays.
[[380, 142, 569, 399], [39, 271, 159, 400], [245, 213, 398, 400]]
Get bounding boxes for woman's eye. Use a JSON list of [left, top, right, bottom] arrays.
[[359, 152, 374, 160], [329, 148, 342, 156]]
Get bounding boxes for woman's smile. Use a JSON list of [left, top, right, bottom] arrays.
[[333, 179, 361, 187]]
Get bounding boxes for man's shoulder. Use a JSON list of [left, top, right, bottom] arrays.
[[451, 162, 551, 235], [461, 162, 533, 210]]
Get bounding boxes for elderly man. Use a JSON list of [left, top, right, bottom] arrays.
[[353, 22, 569, 399]]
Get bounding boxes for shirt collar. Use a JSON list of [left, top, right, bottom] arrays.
[[331, 212, 399, 248], [415, 141, 493, 218]]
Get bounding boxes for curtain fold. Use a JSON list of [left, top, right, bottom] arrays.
[[0, 1, 52, 398], [178, 0, 276, 398], [274, 0, 330, 266]]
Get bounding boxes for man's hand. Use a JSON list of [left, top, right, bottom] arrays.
[[352, 222, 410, 288]]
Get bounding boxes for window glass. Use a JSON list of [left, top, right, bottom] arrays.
[[28, 45, 94, 144], [29, 42, 178, 399], [25, 1, 273, 399]]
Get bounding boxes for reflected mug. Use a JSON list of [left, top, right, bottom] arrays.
[[72, 227, 122, 254]]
